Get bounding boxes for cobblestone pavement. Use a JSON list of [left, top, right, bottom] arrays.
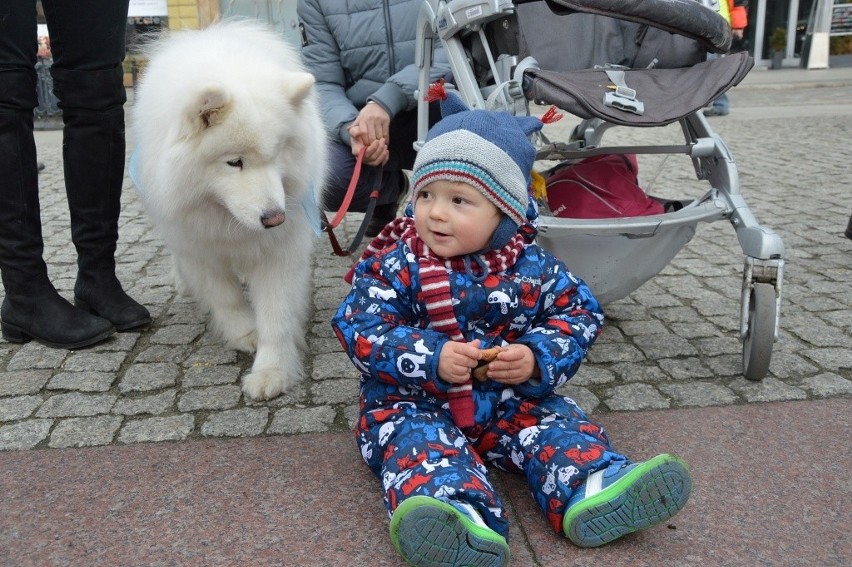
[[1, 75, 850, 451]]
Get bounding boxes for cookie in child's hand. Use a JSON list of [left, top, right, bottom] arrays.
[[473, 347, 503, 381]]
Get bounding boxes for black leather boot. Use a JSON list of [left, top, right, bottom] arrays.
[[0, 71, 115, 349], [52, 65, 150, 331]]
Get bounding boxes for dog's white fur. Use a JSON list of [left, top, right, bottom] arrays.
[[132, 21, 327, 400]]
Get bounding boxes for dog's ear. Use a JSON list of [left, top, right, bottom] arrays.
[[284, 72, 316, 108], [183, 84, 231, 136]]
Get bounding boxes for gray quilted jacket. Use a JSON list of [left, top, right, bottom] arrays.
[[296, 0, 450, 145]]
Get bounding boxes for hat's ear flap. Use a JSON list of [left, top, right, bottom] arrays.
[[516, 115, 544, 137], [440, 90, 470, 118]]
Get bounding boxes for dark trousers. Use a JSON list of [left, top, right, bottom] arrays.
[[0, 0, 130, 291], [322, 102, 441, 212]]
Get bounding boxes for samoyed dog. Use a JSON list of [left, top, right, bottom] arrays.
[[132, 21, 327, 400]]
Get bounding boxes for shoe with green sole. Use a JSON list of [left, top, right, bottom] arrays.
[[563, 453, 692, 548], [390, 495, 510, 567]]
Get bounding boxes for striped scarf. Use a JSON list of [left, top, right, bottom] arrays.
[[345, 216, 534, 430]]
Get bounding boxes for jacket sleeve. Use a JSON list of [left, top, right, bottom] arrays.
[[511, 256, 605, 399], [297, 0, 358, 144], [331, 248, 455, 396], [368, 43, 453, 118], [730, 0, 748, 30]]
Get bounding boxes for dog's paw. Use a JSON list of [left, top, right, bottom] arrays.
[[226, 330, 258, 354], [242, 367, 300, 401]]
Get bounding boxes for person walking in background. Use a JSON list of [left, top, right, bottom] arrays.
[[0, 0, 150, 349], [296, 0, 452, 236], [704, 0, 749, 117]]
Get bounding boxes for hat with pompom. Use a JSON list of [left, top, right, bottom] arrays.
[[411, 81, 561, 241]]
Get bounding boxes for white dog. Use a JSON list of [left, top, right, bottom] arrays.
[[132, 21, 327, 400]]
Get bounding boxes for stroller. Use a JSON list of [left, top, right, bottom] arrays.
[[413, 0, 785, 380]]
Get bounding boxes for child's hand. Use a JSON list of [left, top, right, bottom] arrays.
[[486, 344, 538, 385], [438, 339, 482, 384]]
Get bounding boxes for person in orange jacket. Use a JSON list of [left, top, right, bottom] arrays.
[[705, 0, 749, 117]]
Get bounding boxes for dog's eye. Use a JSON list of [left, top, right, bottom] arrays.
[[226, 158, 243, 169]]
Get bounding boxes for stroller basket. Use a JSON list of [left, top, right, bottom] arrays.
[[415, 0, 786, 381]]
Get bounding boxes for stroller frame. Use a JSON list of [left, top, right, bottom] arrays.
[[413, 0, 785, 380]]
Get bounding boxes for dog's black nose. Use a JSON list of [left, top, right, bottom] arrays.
[[261, 210, 285, 228]]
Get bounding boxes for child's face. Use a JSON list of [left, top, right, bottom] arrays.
[[413, 180, 502, 257]]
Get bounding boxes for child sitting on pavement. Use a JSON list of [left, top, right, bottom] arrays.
[[331, 83, 693, 567]]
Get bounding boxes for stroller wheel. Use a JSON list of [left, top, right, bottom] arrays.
[[742, 283, 776, 381]]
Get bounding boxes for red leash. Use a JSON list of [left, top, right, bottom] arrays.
[[321, 146, 380, 256]]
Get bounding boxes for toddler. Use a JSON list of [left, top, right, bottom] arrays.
[[331, 84, 692, 567]]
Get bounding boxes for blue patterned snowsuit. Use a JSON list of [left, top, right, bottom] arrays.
[[331, 239, 627, 536]]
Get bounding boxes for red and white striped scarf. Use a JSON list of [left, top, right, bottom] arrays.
[[345, 217, 534, 430]]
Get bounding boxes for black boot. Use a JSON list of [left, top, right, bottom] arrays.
[[0, 71, 115, 349], [52, 65, 150, 331]]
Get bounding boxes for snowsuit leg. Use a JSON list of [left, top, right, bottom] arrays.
[[474, 394, 629, 533], [357, 402, 510, 538]]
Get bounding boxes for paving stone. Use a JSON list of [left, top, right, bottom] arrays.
[[182, 365, 241, 388], [669, 321, 719, 339], [0, 396, 42, 421], [46, 371, 115, 392], [268, 406, 336, 434], [633, 335, 699, 358], [0, 370, 51, 396], [312, 352, 357, 381], [36, 392, 117, 418], [200, 407, 269, 438], [134, 345, 191, 364], [48, 415, 124, 448], [90, 333, 140, 352], [63, 351, 127, 373], [728, 377, 807, 403], [343, 404, 360, 430], [150, 324, 206, 345], [658, 358, 716, 380], [177, 385, 242, 411], [0, 419, 52, 450], [7, 343, 67, 370], [118, 414, 195, 444], [765, 352, 819, 380], [692, 336, 743, 357], [604, 383, 670, 411], [586, 343, 645, 364], [799, 373, 852, 397], [555, 385, 600, 415], [112, 390, 177, 416], [658, 382, 738, 407], [311, 379, 360, 406], [119, 362, 180, 393], [609, 363, 669, 384], [802, 348, 852, 371], [569, 365, 616, 386], [183, 346, 239, 367]]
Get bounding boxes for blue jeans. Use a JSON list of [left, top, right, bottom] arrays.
[[713, 92, 730, 113]]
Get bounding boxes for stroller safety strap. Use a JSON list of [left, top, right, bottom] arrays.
[[525, 51, 753, 127], [602, 68, 644, 116]]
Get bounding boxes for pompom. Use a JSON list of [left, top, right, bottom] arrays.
[[423, 78, 448, 103]]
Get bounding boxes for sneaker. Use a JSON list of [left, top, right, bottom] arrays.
[[562, 453, 692, 548], [702, 107, 729, 117], [390, 495, 510, 567]]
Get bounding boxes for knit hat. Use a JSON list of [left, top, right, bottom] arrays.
[[410, 82, 559, 235]]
